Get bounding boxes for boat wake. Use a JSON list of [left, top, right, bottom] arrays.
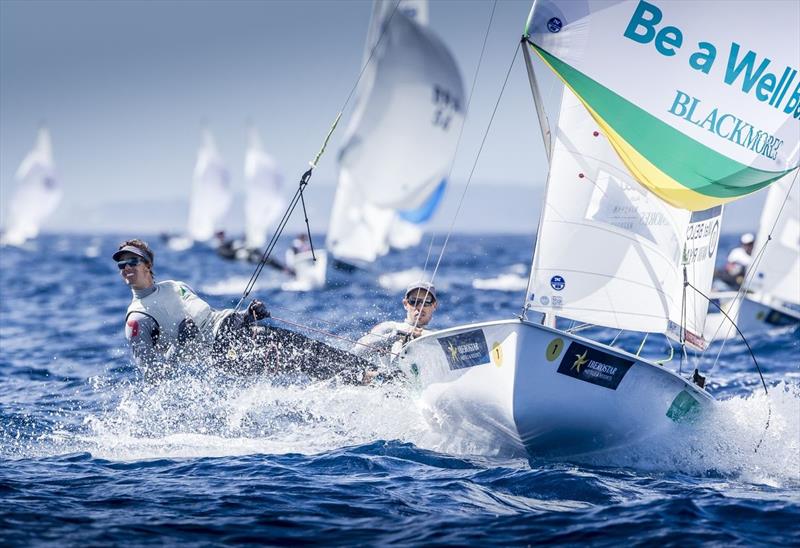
[[201, 275, 283, 296]]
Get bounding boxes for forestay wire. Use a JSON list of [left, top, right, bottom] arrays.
[[418, 0, 499, 278], [234, 0, 403, 313], [426, 40, 521, 291]]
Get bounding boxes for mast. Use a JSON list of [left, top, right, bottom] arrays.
[[520, 6, 554, 325]]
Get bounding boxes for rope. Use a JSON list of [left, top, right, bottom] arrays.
[[233, 0, 403, 313], [267, 315, 399, 357], [427, 40, 521, 295], [418, 0, 499, 280], [707, 170, 798, 370], [685, 280, 768, 395]]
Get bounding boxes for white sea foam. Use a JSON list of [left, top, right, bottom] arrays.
[[472, 273, 529, 292], [202, 275, 282, 295]]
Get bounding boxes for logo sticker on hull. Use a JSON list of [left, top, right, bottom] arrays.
[[438, 329, 490, 370], [545, 338, 564, 361], [491, 342, 503, 368], [666, 390, 701, 423], [556, 342, 633, 390]]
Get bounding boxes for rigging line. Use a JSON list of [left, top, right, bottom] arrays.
[[429, 41, 522, 290], [419, 0, 499, 280], [235, 1, 404, 312], [267, 303, 405, 345], [685, 279, 768, 395], [267, 315, 400, 357]]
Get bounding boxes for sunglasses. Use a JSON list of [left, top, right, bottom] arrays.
[[407, 297, 435, 307], [117, 258, 144, 269]]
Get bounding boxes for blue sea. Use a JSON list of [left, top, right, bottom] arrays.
[[1, 233, 798, 546]]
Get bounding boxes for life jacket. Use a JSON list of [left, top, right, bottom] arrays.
[[126, 281, 226, 353]]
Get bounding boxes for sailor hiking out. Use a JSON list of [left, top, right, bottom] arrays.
[[115, 238, 370, 383]]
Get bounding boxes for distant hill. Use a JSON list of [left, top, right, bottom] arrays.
[[44, 181, 766, 236]]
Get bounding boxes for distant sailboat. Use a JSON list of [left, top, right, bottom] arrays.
[[1, 127, 62, 247], [244, 126, 285, 252], [706, 175, 800, 339], [325, 0, 465, 268], [396, 0, 798, 458], [166, 129, 232, 251]]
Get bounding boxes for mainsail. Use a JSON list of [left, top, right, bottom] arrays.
[[2, 127, 62, 246], [326, 0, 464, 264], [187, 129, 232, 242], [244, 127, 285, 250], [748, 172, 800, 307], [525, 0, 799, 211], [526, 88, 721, 347]]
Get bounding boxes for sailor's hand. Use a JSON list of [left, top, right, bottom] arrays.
[[247, 299, 270, 322], [410, 326, 423, 339]]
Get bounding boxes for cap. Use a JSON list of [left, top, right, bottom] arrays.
[[405, 281, 436, 301], [113, 245, 153, 264], [740, 233, 755, 245]]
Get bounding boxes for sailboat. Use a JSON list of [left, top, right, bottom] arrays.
[[705, 175, 800, 339], [1, 127, 62, 247], [165, 129, 232, 251], [243, 126, 285, 254], [325, 0, 465, 271], [396, 0, 798, 458]]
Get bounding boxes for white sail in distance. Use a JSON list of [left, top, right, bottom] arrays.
[[749, 173, 800, 307], [187, 129, 232, 242], [326, 0, 464, 264], [244, 126, 284, 250], [2, 127, 62, 246]]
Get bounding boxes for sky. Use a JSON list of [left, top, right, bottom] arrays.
[[0, 0, 561, 233], [0, 0, 764, 234]]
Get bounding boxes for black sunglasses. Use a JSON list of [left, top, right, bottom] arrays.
[[407, 297, 434, 307], [117, 258, 144, 270]]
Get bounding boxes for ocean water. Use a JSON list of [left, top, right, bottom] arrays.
[[1, 233, 798, 546]]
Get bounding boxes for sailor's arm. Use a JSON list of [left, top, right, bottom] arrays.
[[125, 312, 168, 380], [352, 321, 412, 355]]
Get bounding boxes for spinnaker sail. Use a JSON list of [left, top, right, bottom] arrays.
[[524, 0, 800, 211], [2, 127, 62, 247], [326, 0, 465, 265]]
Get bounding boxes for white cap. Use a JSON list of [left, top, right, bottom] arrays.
[[405, 281, 436, 301], [740, 233, 755, 245]]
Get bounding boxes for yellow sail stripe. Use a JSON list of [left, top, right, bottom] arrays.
[[535, 49, 736, 211]]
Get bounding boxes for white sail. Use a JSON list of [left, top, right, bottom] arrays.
[[527, 89, 721, 348], [187, 129, 232, 242], [2, 128, 62, 246], [326, 0, 463, 264], [244, 127, 284, 250], [749, 173, 800, 307]]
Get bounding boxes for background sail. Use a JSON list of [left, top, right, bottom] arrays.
[[326, 0, 464, 264], [525, 0, 800, 211], [527, 89, 721, 348], [2, 127, 62, 246], [244, 127, 284, 250], [187, 129, 232, 242], [748, 173, 800, 307]]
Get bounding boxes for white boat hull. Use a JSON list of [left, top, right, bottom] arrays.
[[282, 249, 327, 291], [399, 319, 714, 458], [705, 293, 800, 341]]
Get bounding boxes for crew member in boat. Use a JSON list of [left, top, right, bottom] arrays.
[[114, 238, 368, 383], [354, 282, 439, 361], [715, 232, 755, 289]]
